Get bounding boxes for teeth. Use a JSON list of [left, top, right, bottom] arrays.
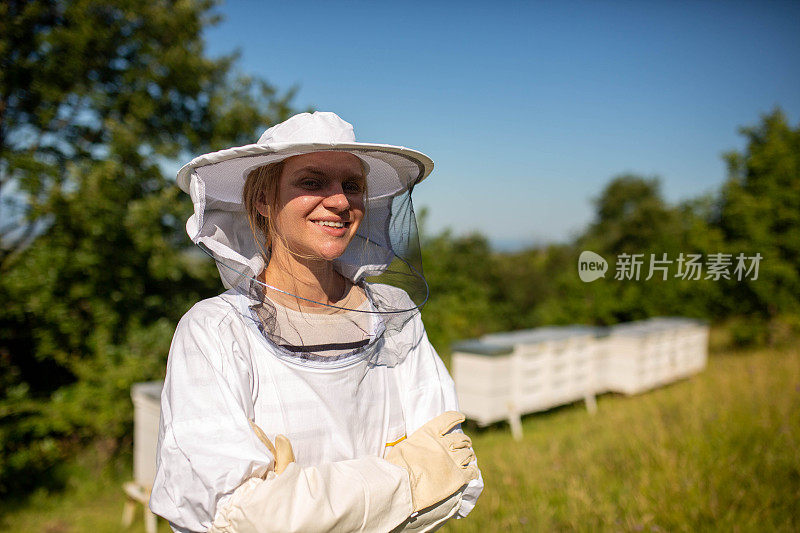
[[314, 220, 345, 228]]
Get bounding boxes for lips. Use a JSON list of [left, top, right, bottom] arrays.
[[310, 219, 350, 236], [312, 220, 349, 228]]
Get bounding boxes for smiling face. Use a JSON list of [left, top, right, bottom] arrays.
[[260, 151, 366, 262]]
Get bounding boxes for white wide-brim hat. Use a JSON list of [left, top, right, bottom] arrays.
[[176, 111, 434, 202], [178, 111, 434, 289]]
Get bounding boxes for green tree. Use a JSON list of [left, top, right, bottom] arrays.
[[421, 229, 503, 355], [558, 174, 725, 324], [716, 109, 800, 320], [582, 174, 683, 254], [0, 0, 295, 495]]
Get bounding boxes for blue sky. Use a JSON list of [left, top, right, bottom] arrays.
[[204, 1, 800, 249]]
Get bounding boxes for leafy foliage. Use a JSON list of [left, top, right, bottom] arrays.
[[421, 230, 505, 351], [716, 109, 800, 319], [0, 0, 295, 496]]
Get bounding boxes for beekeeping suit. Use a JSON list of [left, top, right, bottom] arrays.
[[148, 112, 483, 532]]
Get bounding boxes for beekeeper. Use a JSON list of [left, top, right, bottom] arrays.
[[149, 111, 484, 532]]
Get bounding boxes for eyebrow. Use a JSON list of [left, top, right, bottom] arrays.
[[292, 165, 365, 180]]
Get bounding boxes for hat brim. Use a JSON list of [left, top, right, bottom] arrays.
[[176, 141, 433, 204]]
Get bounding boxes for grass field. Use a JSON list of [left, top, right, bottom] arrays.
[[2, 335, 798, 532]]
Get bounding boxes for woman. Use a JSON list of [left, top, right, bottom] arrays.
[[149, 112, 483, 532]]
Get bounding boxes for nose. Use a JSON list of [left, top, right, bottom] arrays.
[[322, 184, 350, 212]]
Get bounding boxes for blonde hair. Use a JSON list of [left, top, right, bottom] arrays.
[[243, 161, 284, 261]]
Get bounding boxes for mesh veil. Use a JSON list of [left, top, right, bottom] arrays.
[[184, 147, 429, 366]]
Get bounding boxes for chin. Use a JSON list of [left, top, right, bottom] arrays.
[[314, 246, 348, 262]]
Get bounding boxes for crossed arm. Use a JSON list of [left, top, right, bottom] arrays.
[[207, 412, 477, 533]]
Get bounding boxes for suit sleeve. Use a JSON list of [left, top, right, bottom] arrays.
[[394, 316, 485, 520]]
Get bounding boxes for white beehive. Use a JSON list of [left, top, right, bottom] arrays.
[[482, 326, 602, 412], [452, 340, 515, 427], [131, 381, 164, 488], [453, 318, 709, 438], [599, 317, 709, 395], [453, 326, 603, 439]]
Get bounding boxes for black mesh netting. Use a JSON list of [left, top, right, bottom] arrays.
[[189, 149, 429, 365]]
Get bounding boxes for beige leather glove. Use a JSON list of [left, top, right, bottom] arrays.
[[385, 411, 478, 512], [248, 419, 295, 475]]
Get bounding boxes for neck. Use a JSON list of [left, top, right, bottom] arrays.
[[261, 245, 348, 308]]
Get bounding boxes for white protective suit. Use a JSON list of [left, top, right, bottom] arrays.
[[149, 112, 483, 532], [150, 286, 483, 532]]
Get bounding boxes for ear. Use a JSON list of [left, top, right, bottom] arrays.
[[256, 199, 269, 219]]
